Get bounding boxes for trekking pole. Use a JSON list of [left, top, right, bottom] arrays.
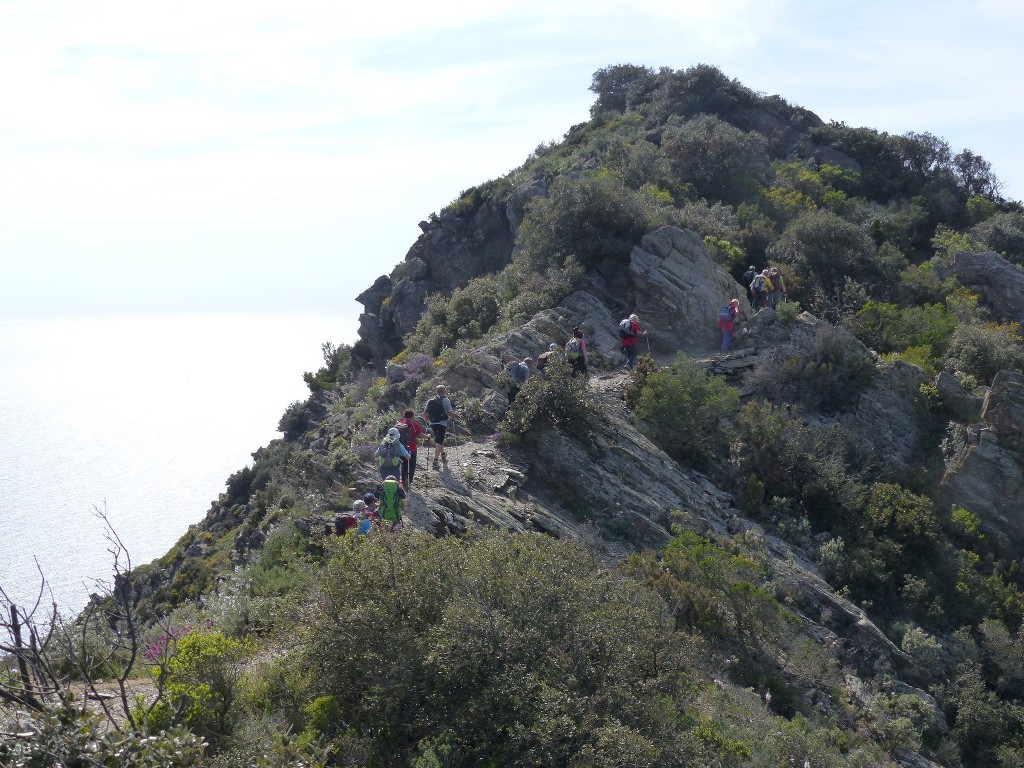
[[645, 334, 651, 355], [450, 419, 461, 466]]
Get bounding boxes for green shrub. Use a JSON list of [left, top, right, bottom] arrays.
[[500, 358, 597, 442], [942, 322, 1024, 385], [0, 703, 206, 767], [629, 353, 739, 468], [516, 172, 672, 275], [146, 631, 253, 747], [746, 324, 875, 413], [303, 531, 692, 767]]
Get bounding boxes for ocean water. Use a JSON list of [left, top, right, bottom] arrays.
[[0, 313, 356, 617]]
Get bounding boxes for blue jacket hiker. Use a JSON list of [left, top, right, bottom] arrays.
[[375, 427, 411, 481]]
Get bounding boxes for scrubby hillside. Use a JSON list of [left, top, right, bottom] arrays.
[[5, 64, 1024, 768]]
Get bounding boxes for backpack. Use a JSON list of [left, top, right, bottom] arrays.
[[752, 274, 766, 291], [395, 420, 412, 449], [565, 337, 582, 360], [719, 306, 733, 322], [378, 440, 401, 467], [425, 396, 445, 423], [379, 478, 402, 522], [617, 318, 635, 339], [335, 514, 358, 535]]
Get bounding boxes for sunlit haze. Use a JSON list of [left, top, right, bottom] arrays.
[[2, 0, 1022, 321]]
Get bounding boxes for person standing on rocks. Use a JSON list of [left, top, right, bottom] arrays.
[[620, 314, 647, 371], [504, 358, 532, 404], [423, 385, 458, 468], [768, 266, 786, 307], [750, 270, 768, 310], [374, 427, 410, 481], [742, 265, 757, 303], [395, 408, 427, 491], [719, 299, 740, 351], [536, 343, 560, 378], [565, 325, 589, 377]]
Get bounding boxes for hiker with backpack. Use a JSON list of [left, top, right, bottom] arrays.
[[749, 270, 769, 311], [377, 474, 406, 530], [504, 358, 532, 404], [395, 408, 428, 490], [536, 343, 560, 378], [618, 314, 647, 371], [423, 384, 458, 468], [565, 325, 588, 377], [718, 299, 740, 351], [374, 426, 411, 481], [742, 265, 757, 303]]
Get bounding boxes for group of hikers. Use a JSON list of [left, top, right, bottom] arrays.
[[332, 385, 458, 535], [742, 264, 787, 311], [502, 312, 654, 394], [718, 264, 788, 352], [336, 288, 773, 535]]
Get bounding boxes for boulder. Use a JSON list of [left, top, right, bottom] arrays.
[[940, 370, 1024, 553], [628, 227, 752, 354], [953, 250, 1024, 324]]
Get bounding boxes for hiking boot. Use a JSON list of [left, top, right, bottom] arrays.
[[441, 454, 448, 463]]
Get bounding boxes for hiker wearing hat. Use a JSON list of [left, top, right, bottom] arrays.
[[536, 342, 560, 378], [619, 314, 647, 371], [375, 427, 411, 481], [719, 299, 740, 351], [363, 492, 379, 518], [423, 384, 458, 468]]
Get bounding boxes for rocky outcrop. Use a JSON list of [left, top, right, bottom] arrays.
[[629, 227, 752, 354], [941, 370, 1024, 554], [353, 195, 524, 370], [953, 249, 1024, 324]]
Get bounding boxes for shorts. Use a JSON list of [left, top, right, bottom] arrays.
[[430, 423, 447, 444]]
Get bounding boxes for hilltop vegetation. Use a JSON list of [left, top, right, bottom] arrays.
[[4, 64, 1024, 767]]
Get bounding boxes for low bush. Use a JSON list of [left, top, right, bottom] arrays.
[[629, 352, 738, 469], [500, 358, 597, 442]]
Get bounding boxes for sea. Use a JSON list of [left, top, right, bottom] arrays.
[[0, 313, 357, 619]]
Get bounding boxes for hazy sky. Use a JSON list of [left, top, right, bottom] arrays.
[[2, 0, 1022, 326]]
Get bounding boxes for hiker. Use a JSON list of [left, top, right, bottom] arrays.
[[395, 408, 427, 490], [504, 358, 531, 404], [357, 505, 374, 535], [564, 326, 589, 377], [336, 500, 369, 535], [749, 270, 768, 311], [335, 503, 360, 535], [719, 299, 740, 351], [768, 266, 787, 308], [423, 384, 458, 468], [377, 474, 406, 530], [374, 427, 410, 481], [363, 492, 378, 518], [619, 314, 647, 371], [536, 343, 560, 378], [742, 265, 757, 303]]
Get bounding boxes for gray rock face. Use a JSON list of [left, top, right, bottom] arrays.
[[953, 250, 1024, 324], [353, 196, 522, 370], [935, 370, 983, 422], [628, 227, 752, 353], [941, 369, 1024, 554]]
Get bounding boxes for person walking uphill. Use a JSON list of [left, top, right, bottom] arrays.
[[564, 325, 589, 377], [395, 408, 427, 490], [719, 299, 740, 351], [423, 384, 458, 468], [504, 358, 531, 404], [374, 427, 410, 481], [619, 314, 648, 371]]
